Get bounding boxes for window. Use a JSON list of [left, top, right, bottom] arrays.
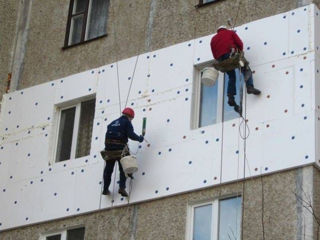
[[192, 64, 223, 129], [42, 227, 85, 240], [188, 197, 242, 240], [55, 98, 95, 162], [198, 0, 220, 7], [64, 0, 110, 47], [192, 64, 242, 129]]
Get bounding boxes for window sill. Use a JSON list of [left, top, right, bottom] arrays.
[[195, 0, 221, 8], [62, 34, 108, 50]]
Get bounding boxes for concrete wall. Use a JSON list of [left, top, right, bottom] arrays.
[[2, 0, 320, 97], [0, 0, 19, 100], [0, 166, 317, 240], [313, 166, 320, 239]]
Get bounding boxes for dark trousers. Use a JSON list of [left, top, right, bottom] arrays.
[[103, 159, 127, 190], [218, 53, 254, 96]]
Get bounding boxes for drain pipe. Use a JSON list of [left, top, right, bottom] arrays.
[[9, 0, 33, 92]]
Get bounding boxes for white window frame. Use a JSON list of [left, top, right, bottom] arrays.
[[51, 96, 96, 164], [191, 62, 224, 129], [40, 226, 85, 240], [54, 103, 81, 162], [40, 230, 66, 240], [186, 196, 242, 240]]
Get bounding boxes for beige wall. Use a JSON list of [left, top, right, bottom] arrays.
[[1, 166, 318, 240], [0, 0, 19, 100], [2, 0, 320, 98]]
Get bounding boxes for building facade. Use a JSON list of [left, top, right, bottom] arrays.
[[1, 0, 320, 239]]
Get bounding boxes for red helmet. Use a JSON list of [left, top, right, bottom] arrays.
[[122, 107, 135, 118]]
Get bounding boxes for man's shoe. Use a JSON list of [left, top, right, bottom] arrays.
[[118, 188, 129, 197], [234, 105, 242, 116], [247, 86, 261, 95], [102, 189, 110, 195], [127, 173, 134, 179], [228, 95, 237, 106]]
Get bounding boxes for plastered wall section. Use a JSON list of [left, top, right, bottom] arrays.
[[0, 0, 19, 99], [0, 4, 318, 231], [9, 0, 319, 94], [0, 167, 311, 240]]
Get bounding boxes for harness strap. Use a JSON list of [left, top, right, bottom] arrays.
[[212, 52, 249, 73]]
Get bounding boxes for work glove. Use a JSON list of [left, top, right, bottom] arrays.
[[138, 135, 144, 143]]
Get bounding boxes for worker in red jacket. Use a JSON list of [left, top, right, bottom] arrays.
[[210, 26, 261, 111]]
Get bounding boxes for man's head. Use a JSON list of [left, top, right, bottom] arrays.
[[122, 107, 135, 121], [217, 25, 228, 32]]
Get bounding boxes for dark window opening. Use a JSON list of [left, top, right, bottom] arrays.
[[56, 107, 76, 162], [67, 227, 85, 240], [76, 99, 95, 158], [65, 0, 110, 47], [56, 99, 95, 162], [46, 235, 61, 240]]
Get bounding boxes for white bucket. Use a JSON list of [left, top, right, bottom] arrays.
[[201, 67, 219, 86], [120, 155, 138, 174]]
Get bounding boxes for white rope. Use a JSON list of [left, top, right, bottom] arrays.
[[125, 56, 140, 109]]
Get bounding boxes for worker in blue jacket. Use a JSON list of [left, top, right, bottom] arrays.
[[102, 107, 144, 197]]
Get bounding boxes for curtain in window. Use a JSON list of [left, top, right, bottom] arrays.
[[88, 0, 109, 39], [76, 99, 95, 158]]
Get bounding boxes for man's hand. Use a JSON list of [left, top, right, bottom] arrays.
[[138, 135, 144, 143]]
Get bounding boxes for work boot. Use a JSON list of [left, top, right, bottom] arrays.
[[118, 188, 129, 197], [102, 189, 110, 195], [227, 95, 236, 106], [127, 173, 134, 179], [246, 86, 261, 95], [234, 104, 242, 116]]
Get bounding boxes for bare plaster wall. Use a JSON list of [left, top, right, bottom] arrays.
[[0, 167, 315, 240], [313, 166, 320, 239], [0, 0, 19, 100], [1, 0, 319, 95]]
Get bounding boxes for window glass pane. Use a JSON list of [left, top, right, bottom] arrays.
[[199, 81, 218, 127], [193, 204, 212, 240], [56, 107, 76, 162], [73, 0, 87, 14], [218, 197, 242, 240], [76, 99, 95, 158], [87, 0, 109, 39], [46, 235, 61, 240], [70, 15, 84, 45], [223, 69, 241, 122], [67, 227, 85, 240]]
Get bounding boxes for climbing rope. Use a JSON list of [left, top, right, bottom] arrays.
[[232, 0, 243, 30], [125, 56, 140, 109]]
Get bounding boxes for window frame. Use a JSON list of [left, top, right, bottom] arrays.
[[54, 103, 81, 162], [196, 0, 221, 8], [186, 196, 242, 240], [41, 231, 66, 240], [191, 62, 224, 129], [64, 0, 90, 47], [63, 0, 108, 49], [40, 226, 85, 240], [51, 96, 95, 164]]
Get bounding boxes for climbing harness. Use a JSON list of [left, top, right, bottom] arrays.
[[212, 51, 248, 73]]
